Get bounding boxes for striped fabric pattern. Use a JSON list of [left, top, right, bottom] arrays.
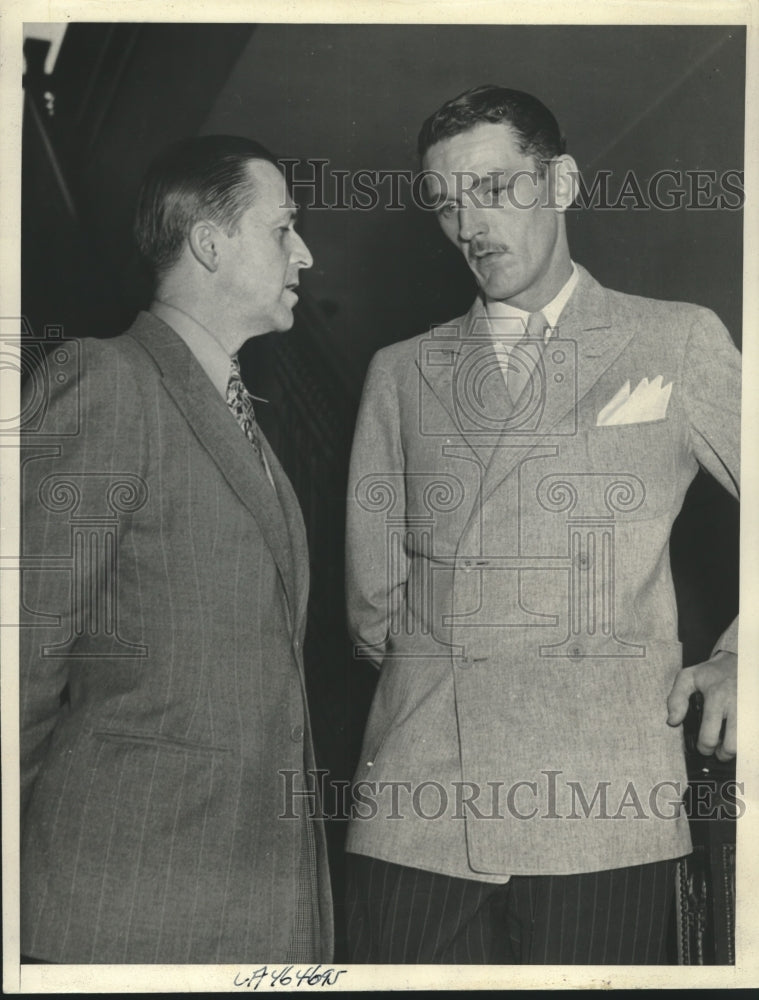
[[19, 314, 333, 963], [346, 853, 678, 964]]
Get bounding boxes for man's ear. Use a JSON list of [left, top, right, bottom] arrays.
[[551, 154, 580, 213], [188, 220, 221, 272]]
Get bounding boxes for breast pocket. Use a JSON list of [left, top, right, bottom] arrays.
[[582, 419, 676, 521]]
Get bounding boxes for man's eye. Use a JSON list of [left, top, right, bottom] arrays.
[[437, 202, 457, 217]]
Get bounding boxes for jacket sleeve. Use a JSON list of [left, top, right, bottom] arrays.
[[680, 308, 740, 655], [19, 338, 145, 813], [345, 352, 408, 668]]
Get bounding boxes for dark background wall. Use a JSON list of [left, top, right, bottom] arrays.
[[26, 25, 744, 370], [202, 24, 744, 381], [22, 22, 742, 959]]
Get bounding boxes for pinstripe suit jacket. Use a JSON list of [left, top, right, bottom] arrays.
[[20, 312, 333, 962], [345, 265, 740, 879]]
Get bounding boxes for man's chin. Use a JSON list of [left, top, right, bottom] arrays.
[[271, 307, 296, 333], [478, 277, 521, 303], [471, 264, 521, 303]]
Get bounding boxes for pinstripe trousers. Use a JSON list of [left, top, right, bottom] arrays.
[[345, 853, 679, 964]]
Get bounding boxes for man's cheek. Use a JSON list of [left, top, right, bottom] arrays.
[[436, 218, 457, 244]]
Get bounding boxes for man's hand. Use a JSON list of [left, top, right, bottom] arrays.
[[667, 650, 737, 761]]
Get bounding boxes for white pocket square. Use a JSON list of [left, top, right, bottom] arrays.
[[596, 376, 672, 426]]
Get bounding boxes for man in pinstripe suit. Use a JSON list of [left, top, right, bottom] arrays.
[[20, 136, 333, 963]]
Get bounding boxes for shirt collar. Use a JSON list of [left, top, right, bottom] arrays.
[[485, 261, 579, 338], [149, 300, 232, 398]]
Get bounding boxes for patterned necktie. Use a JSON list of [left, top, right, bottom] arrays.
[[506, 310, 548, 406], [226, 355, 271, 481]]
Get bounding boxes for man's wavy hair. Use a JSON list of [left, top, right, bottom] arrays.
[[417, 85, 567, 174], [134, 135, 279, 279]]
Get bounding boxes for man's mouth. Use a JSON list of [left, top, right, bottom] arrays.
[[471, 248, 506, 264]]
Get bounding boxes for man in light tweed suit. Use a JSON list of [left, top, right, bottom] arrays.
[[20, 136, 333, 963], [345, 87, 739, 963]]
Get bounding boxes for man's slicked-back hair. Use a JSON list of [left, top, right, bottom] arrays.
[[418, 85, 567, 171], [134, 134, 280, 278]]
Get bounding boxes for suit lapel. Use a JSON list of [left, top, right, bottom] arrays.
[[260, 435, 310, 631], [415, 299, 509, 470], [474, 266, 638, 506], [126, 314, 298, 618]]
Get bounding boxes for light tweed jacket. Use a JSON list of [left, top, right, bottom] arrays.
[[20, 313, 333, 962], [345, 264, 739, 879]]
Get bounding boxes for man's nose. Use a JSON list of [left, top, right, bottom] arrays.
[[457, 205, 488, 244], [292, 231, 313, 270]]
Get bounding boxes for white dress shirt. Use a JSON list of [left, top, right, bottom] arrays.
[[485, 263, 579, 388]]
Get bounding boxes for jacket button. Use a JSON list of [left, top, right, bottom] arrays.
[[568, 645, 582, 659], [459, 656, 471, 669], [290, 725, 303, 741], [576, 553, 591, 569]]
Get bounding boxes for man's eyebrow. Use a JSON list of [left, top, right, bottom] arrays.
[[470, 171, 514, 192], [431, 172, 500, 207]]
